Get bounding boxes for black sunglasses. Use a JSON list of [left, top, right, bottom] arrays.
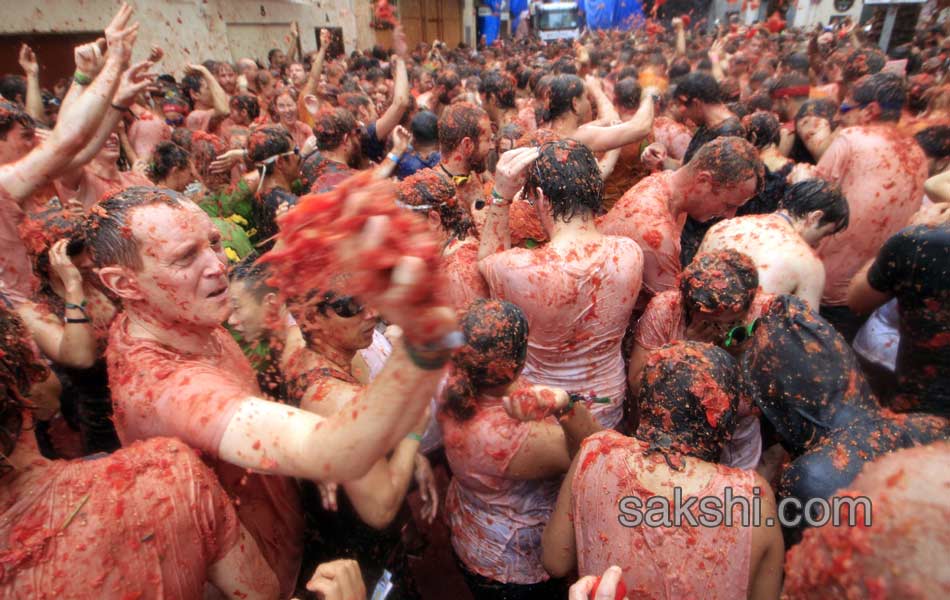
[[318, 294, 364, 318]]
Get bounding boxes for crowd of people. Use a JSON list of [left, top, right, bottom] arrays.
[[0, 2, 948, 598]]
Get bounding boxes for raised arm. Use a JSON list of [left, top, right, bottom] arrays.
[[478, 147, 538, 260], [0, 4, 137, 202], [673, 18, 687, 57], [189, 64, 230, 116], [299, 29, 331, 109], [372, 124, 410, 180], [19, 45, 46, 126], [374, 25, 411, 142], [572, 90, 657, 153]]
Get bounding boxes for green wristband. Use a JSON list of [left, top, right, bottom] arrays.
[[73, 71, 92, 86], [406, 432, 422, 442]]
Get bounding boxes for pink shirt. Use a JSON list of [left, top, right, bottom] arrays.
[[439, 398, 561, 584], [598, 171, 681, 299], [106, 315, 303, 598], [816, 125, 927, 305], [0, 437, 240, 600], [572, 431, 754, 599], [0, 187, 35, 305], [480, 237, 643, 427]]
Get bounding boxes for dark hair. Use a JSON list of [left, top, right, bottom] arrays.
[[637, 341, 743, 462], [795, 98, 838, 123], [546, 74, 586, 121], [435, 70, 461, 91], [410, 110, 439, 144], [339, 93, 372, 113], [180, 73, 203, 108], [0, 100, 34, 140], [444, 299, 529, 421], [170, 126, 193, 151], [247, 126, 294, 174], [479, 71, 517, 109], [852, 72, 906, 122], [669, 58, 691, 81], [523, 139, 603, 222], [769, 72, 810, 99], [780, 52, 810, 75], [688, 136, 764, 189], [149, 141, 190, 181], [229, 252, 276, 300], [781, 179, 850, 234], [742, 111, 781, 148], [674, 72, 721, 104], [230, 94, 261, 121], [0, 75, 26, 105], [844, 48, 887, 83], [313, 108, 358, 151], [915, 125, 950, 159], [745, 93, 773, 113], [437, 102, 487, 154], [617, 65, 639, 81], [681, 250, 758, 318], [0, 304, 49, 462], [267, 48, 283, 63], [19, 205, 85, 298], [614, 77, 642, 110], [85, 186, 184, 270]]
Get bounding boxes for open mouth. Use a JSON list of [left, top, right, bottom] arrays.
[[207, 285, 228, 298]]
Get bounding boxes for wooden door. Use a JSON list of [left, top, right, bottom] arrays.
[[398, 0, 462, 48]]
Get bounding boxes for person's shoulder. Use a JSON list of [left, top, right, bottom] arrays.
[[645, 289, 683, 312]]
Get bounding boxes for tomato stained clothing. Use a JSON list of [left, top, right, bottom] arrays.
[[0, 187, 35, 306], [651, 116, 692, 162], [0, 437, 240, 600], [571, 431, 754, 600], [867, 222, 950, 415], [815, 125, 927, 306], [439, 398, 562, 584], [597, 171, 681, 300], [480, 237, 643, 428], [443, 238, 489, 311], [106, 314, 303, 598]]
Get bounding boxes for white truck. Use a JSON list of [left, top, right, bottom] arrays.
[[530, 1, 582, 41]]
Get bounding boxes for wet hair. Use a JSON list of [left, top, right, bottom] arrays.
[[688, 136, 764, 189], [636, 341, 743, 462], [189, 131, 226, 182], [780, 51, 810, 75], [254, 70, 274, 92], [546, 74, 586, 121], [437, 102, 487, 154], [267, 48, 283, 63], [852, 72, 905, 122], [0, 304, 49, 461], [668, 58, 691, 81], [19, 206, 85, 298], [170, 127, 193, 151], [410, 110, 439, 145], [915, 125, 950, 159], [247, 126, 294, 175], [680, 250, 758, 318], [742, 110, 781, 148], [617, 65, 639, 81], [313, 107, 358, 151], [229, 252, 275, 301], [795, 98, 838, 123], [230, 94, 261, 121], [781, 179, 850, 234], [674, 72, 721, 104], [435, 71, 461, 92], [85, 186, 185, 270], [443, 299, 529, 422], [398, 170, 473, 239], [844, 48, 887, 83], [180, 73, 203, 108], [769, 72, 810, 99], [614, 78, 642, 110], [523, 139, 603, 222], [745, 93, 773, 113], [149, 141, 190, 181], [0, 99, 35, 140], [0, 76, 26, 105], [479, 71, 517, 109], [339, 93, 373, 114]]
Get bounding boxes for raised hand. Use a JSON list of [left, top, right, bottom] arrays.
[[393, 23, 408, 58], [113, 60, 155, 108], [74, 39, 107, 78], [104, 3, 139, 65], [49, 239, 83, 293], [503, 385, 570, 421], [493, 147, 540, 201], [18, 44, 39, 77], [391, 124, 411, 156]]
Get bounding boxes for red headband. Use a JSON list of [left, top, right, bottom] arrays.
[[770, 85, 810, 99]]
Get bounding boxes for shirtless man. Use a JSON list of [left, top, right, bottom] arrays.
[[699, 179, 849, 309], [181, 63, 230, 132], [0, 4, 143, 305], [811, 72, 928, 341], [417, 70, 462, 117], [479, 142, 644, 428], [598, 136, 763, 302], [86, 186, 457, 596]]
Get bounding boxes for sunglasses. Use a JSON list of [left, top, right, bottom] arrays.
[[318, 294, 364, 318], [722, 319, 759, 348]]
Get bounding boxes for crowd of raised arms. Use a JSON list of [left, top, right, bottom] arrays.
[[0, 2, 948, 599]]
